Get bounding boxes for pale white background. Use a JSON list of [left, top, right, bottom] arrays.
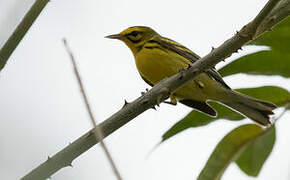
[[0, 0, 289, 180]]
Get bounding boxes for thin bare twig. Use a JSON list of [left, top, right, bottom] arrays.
[[62, 39, 122, 180]]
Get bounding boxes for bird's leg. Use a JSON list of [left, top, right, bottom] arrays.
[[164, 95, 178, 106], [178, 64, 191, 72], [178, 64, 192, 80], [156, 87, 170, 106]]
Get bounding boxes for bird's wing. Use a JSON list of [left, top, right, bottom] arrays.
[[206, 69, 231, 89], [155, 36, 231, 90], [179, 99, 217, 117], [157, 37, 200, 63]]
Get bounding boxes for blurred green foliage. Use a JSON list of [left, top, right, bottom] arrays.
[[162, 17, 290, 179]]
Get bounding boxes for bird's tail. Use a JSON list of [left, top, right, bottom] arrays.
[[220, 90, 277, 126]]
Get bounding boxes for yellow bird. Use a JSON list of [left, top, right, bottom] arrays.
[[106, 26, 276, 126]]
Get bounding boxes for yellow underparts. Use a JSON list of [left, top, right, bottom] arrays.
[[134, 47, 226, 102]]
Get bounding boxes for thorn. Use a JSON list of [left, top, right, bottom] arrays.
[[124, 99, 129, 105], [141, 88, 149, 96], [211, 46, 215, 52], [122, 99, 129, 108], [65, 162, 73, 167], [236, 27, 248, 38], [47, 156, 51, 161], [151, 106, 157, 110], [235, 47, 243, 53]]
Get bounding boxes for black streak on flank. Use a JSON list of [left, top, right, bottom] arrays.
[[147, 40, 161, 45], [145, 40, 167, 52]]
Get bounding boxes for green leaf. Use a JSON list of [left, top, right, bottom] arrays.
[[197, 124, 273, 180], [161, 86, 289, 142], [250, 17, 290, 52], [235, 126, 276, 177], [219, 17, 290, 78], [162, 102, 243, 142], [218, 50, 290, 78], [0, 0, 49, 71]]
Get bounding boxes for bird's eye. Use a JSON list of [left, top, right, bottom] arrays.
[[130, 31, 139, 37], [126, 31, 142, 43]]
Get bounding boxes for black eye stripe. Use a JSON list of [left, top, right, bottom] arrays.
[[126, 31, 141, 37], [130, 31, 139, 37], [125, 31, 143, 43], [127, 36, 141, 43]]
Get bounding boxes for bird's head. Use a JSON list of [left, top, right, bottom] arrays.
[[106, 26, 159, 54]]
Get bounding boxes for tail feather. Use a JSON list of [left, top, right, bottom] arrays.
[[221, 90, 277, 126]]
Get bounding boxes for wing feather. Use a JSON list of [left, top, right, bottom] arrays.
[[155, 36, 231, 89]]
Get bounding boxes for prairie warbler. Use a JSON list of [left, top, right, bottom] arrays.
[[106, 26, 276, 126]]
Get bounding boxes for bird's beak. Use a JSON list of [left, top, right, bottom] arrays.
[[105, 34, 122, 40]]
